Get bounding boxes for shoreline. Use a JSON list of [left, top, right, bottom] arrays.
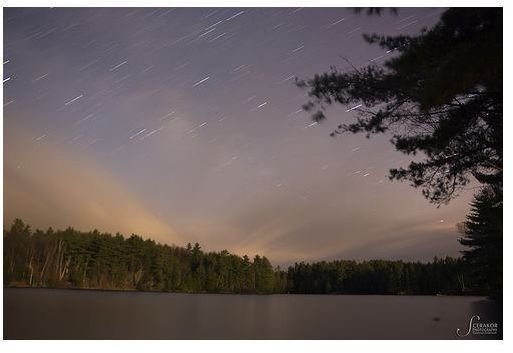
[[3, 285, 491, 298]]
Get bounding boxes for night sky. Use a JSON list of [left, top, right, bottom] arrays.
[[3, 7, 474, 265]]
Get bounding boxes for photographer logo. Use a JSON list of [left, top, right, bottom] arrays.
[[456, 315, 498, 337]]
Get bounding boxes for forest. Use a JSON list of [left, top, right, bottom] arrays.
[[3, 219, 487, 295]]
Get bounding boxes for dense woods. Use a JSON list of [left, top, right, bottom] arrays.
[[4, 219, 283, 294], [4, 219, 487, 295], [287, 257, 467, 295]]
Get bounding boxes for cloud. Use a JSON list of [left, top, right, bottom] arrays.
[[118, 118, 473, 265], [3, 127, 179, 244]]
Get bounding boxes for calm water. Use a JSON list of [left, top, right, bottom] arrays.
[[3, 288, 501, 339]]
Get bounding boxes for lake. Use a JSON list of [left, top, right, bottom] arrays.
[[3, 288, 501, 339]]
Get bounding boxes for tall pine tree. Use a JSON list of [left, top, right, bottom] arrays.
[[459, 187, 502, 298]]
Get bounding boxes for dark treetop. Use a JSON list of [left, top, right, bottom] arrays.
[[298, 8, 502, 205]]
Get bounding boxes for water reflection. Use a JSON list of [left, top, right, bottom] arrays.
[[3, 288, 501, 339]]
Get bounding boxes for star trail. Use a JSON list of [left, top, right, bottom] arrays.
[[3, 7, 473, 265]]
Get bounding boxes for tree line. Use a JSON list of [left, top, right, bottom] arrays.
[[287, 257, 468, 295], [3, 219, 490, 295], [3, 219, 283, 294]]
